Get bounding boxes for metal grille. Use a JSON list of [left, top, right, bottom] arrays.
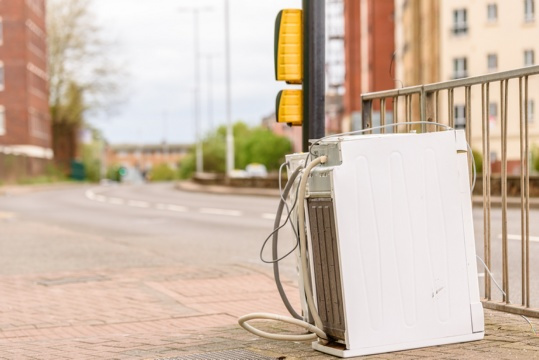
[[361, 65, 539, 317], [307, 197, 346, 340], [159, 349, 277, 360]]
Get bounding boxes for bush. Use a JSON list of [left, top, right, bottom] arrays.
[[472, 149, 483, 174], [149, 163, 177, 181]]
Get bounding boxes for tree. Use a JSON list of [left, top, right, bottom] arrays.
[[47, 0, 124, 170], [178, 122, 292, 178]]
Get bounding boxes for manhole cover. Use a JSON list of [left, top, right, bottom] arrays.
[[158, 349, 278, 360]]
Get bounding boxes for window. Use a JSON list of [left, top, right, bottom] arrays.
[[487, 3, 498, 22], [528, 100, 535, 122], [524, 50, 535, 66], [453, 57, 468, 79], [0, 106, 5, 136], [487, 54, 498, 71], [454, 105, 466, 129], [453, 9, 468, 34], [525, 0, 535, 21]]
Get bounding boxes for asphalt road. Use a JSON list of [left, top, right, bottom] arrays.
[[0, 183, 299, 279], [0, 182, 538, 307]]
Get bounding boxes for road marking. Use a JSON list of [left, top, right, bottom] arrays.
[[498, 234, 539, 243], [108, 197, 124, 205], [95, 195, 107, 202], [127, 200, 150, 208], [0, 212, 16, 220], [85, 189, 96, 200], [262, 213, 277, 220], [166, 204, 187, 212], [155, 203, 168, 210], [478, 273, 485, 278], [199, 208, 242, 217]]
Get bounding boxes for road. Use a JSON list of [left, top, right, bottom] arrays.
[[0, 183, 298, 278], [0, 182, 538, 306]]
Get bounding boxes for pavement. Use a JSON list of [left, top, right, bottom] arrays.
[[1, 182, 539, 359], [0, 263, 538, 360]]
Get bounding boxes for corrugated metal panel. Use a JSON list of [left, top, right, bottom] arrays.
[[307, 197, 346, 340]]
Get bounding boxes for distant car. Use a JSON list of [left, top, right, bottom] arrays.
[[245, 163, 268, 178]]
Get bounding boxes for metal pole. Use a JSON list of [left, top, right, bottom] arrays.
[[225, 0, 235, 175], [194, 10, 203, 174], [302, 0, 325, 152], [206, 55, 214, 131]]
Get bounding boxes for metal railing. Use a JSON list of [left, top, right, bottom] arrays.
[[361, 65, 539, 318]]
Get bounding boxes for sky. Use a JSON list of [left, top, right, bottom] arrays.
[[89, 0, 301, 145]]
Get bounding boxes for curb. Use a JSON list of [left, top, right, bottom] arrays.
[[175, 181, 281, 197]]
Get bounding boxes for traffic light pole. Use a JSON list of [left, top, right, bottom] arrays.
[[302, 0, 325, 152]]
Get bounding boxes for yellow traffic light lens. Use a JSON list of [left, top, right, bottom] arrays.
[[274, 9, 302, 84], [276, 89, 303, 126]]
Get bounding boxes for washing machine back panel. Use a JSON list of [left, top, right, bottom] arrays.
[[330, 131, 474, 350]]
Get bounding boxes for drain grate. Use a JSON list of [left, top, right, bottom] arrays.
[[158, 349, 279, 360]]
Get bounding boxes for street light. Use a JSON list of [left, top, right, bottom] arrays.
[[179, 7, 211, 174], [224, 0, 235, 177], [203, 54, 218, 133]]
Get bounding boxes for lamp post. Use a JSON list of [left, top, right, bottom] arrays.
[[179, 7, 211, 174], [224, 0, 235, 176]]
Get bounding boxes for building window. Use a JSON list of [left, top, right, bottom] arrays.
[[454, 105, 466, 129], [487, 54, 498, 72], [524, 50, 535, 66], [0, 106, 5, 136], [453, 57, 468, 79], [525, 0, 535, 22], [487, 3, 498, 22], [453, 9, 468, 34], [528, 100, 535, 122]]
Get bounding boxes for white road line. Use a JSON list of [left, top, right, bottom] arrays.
[[166, 204, 187, 212], [262, 213, 277, 220], [85, 189, 96, 200], [95, 195, 107, 202], [108, 197, 124, 205], [155, 203, 168, 210], [199, 208, 242, 217], [127, 200, 150, 208], [498, 234, 539, 243], [478, 273, 485, 278]]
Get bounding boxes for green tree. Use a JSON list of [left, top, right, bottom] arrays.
[[178, 122, 292, 179]]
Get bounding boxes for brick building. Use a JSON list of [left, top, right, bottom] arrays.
[[0, 0, 51, 181], [106, 143, 189, 173], [343, 0, 395, 132]]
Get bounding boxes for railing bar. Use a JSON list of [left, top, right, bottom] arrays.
[[501, 79, 509, 303], [525, 76, 530, 308], [465, 86, 472, 185], [420, 88, 427, 132], [407, 95, 412, 132], [394, 96, 398, 133], [519, 76, 526, 306], [380, 98, 386, 134], [362, 66, 539, 100], [483, 82, 492, 300], [449, 89, 455, 128], [435, 91, 439, 131]]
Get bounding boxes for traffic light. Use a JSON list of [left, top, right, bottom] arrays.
[[274, 9, 303, 126]]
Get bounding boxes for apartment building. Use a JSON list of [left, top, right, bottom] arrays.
[[0, 0, 51, 180]]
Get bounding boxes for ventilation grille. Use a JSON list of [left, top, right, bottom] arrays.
[[307, 197, 346, 340]]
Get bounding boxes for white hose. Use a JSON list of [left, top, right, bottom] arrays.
[[238, 156, 328, 342]]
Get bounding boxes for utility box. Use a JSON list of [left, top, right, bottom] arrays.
[[304, 130, 484, 357]]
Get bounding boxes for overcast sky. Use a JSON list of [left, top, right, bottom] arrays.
[[89, 0, 301, 145]]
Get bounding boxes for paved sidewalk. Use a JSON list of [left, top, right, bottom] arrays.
[[0, 263, 538, 359]]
